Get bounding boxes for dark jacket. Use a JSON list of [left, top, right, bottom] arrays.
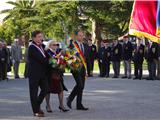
[[0, 48, 8, 63], [98, 47, 106, 63], [88, 44, 97, 62], [133, 44, 145, 63], [122, 41, 133, 60], [28, 42, 48, 79], [145, 42, 159, 62], [104, 46, 111, 63], [69, 41, 88, 74], [111, 43, 122, 62]]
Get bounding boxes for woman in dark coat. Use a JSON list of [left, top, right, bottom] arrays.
[[45, 40, 69, 112]]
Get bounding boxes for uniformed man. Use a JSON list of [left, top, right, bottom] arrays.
[[97, 41, 106, 77], [145, 41, 159, 80], [122, 36, 133, 79], [104, 42, 111, 78], [87, 38, 97, 77], [133, 38, 145, 80], [156, 44, 160, 80], [111, 39, 122, 78]]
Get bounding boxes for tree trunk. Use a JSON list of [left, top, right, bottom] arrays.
[[95, 20, 102, 49]]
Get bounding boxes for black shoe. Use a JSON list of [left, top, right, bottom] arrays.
[[122, 76, 127, 78], [15, 76, 20, 79], [46, 106, 53, 113], [34, 112, 44, 117], [77, 106, 89, 111], [59, 106, 69, 112], [128, 76, 131, 79], [66, 98, 72, 109], [105, 75, 109, 78], [133, 77, 138, 80], [112, 76, 118, 78]]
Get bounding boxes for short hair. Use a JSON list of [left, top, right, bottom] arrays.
[[31, 30, 42, 38], [74, 30, 83, 36]]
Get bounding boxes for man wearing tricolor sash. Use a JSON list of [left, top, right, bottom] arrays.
[[67, 30, 89, 110]]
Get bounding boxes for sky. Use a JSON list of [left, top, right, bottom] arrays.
[[0, 0, 15, 23]]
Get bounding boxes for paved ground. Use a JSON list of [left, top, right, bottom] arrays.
[[0, 75, 160, 120]]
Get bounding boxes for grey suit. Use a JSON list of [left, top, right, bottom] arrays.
[[11, 43, 22, 78]]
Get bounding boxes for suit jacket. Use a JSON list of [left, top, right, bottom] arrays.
[[11, 43, 22, 62], [133, 44, 145, 63], [111, 43, 122, 62], [145, 42, 159, 62], [0, 48, 8, 63], [104, 46, 111, 63], [122, 41, 133, 60], [88, 44, 97, 62], [28, 42, 48, 79], [98, 47, 106, 63], [70, 41, 88, 73]]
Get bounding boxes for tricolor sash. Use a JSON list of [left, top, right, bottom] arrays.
[[73, 42, 87, 70]]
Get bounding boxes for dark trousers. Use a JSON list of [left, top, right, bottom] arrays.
[[104, 61, 110, 77], [24, 62, 29, 78], [98, 60, 103, 76], [112, 61, 120, 77], [13, 61, 20, 78], [134, 61, 143, 79], [87, 60, 94, 76], [29, 77, 48, 113], [0, 62, 7, 80], [148, 60, 156, 79], [68, 67, 86, 107]]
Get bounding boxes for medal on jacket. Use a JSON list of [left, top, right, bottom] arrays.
[[115, 49, 118, 54], [152, 48, 156, 53]]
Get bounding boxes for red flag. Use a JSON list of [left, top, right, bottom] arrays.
[[129, 0, 160, 43]]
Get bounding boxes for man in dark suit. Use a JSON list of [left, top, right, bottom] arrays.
[[0, 41, 8, 81], [145, 41, 159, 80], [97, 41, 106, 77], [28, 30, 48, 117], [122, 36, 133, 79], [67, 30, 89, 110], [111, 40, 122, 78], [104, 42, 111, 78], [157, 44, 160, 80], [133, 38, 145, 80], [87, 38, 97, 77]]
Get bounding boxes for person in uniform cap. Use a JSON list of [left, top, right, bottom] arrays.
[[122, 36, 133, 79], [111, 39, 122, 78], [87, 38, 97, 77], [133, 38, 145, 80]]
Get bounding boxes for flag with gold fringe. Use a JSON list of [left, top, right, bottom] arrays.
[[129, 0, 160, 43]]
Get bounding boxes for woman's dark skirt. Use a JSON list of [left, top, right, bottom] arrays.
[[48, 68, 68, 94]]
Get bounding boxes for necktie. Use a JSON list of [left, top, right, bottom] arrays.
[[80, 44, 84, 54]]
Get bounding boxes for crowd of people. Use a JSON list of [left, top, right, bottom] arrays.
[[0, 39, 22, 81], [83, 35, 159, 81], [0, 32, 160, 81], [0, 30, 160, 117]]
